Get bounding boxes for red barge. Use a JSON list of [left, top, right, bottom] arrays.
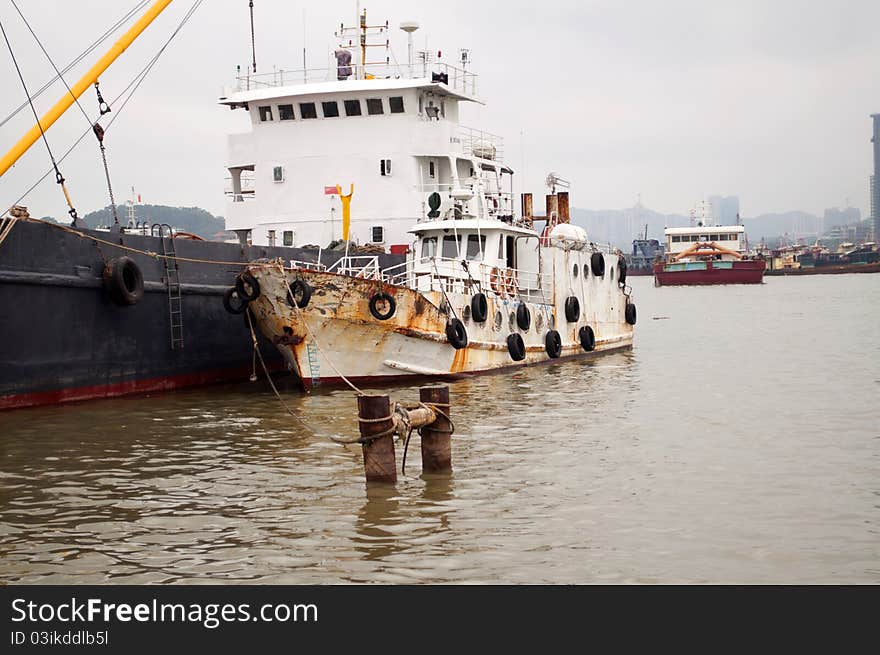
[[654, 223, 765, 286]]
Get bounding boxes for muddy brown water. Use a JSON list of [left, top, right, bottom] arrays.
[[1, 274, 878, 583]]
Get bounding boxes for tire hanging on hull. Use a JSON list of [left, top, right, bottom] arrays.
[[103, 256, 144, 306]]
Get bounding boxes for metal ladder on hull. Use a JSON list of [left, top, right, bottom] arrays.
[[153, 223, 184, 349]]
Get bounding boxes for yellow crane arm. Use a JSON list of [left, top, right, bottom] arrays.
[[0, 0, 174, 177]]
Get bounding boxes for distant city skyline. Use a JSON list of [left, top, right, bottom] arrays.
[[1, 1, 878, 221]]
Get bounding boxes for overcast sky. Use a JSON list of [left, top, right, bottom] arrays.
[[1, 0, 877, 220]]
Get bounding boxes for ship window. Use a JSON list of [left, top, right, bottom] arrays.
[[344, 99, 362, 116], [498, 235, 505, 258], [322, 101, 339, 118], [380, 159, 392, 176], [267, 230, 276, 247], [429, 161, 436, 178], [389, 96, 405, 113], [273, 166, 284, 182], [299, 102, 317, 119], [366, 98, 384, 115], [442, 235, 459, 258], [672, 236, 681, 243], [710, 234, 719, 241], [283, 230, 293, 246], [258, 106, 273, 121], [465, 234, 486, 260], [371, 226, 384, 243], [278, 104, 295, 120], [421, 237, 437, 258]]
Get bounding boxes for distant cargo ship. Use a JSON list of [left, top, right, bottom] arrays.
[[625, 226, 664, 276], [761, 242, 880, 275], [654, 222, 764, 286]]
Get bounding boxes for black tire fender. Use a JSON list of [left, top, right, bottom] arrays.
[[470, 292, 488, 323], [103, 256, 144, 306], [369, 292, 397, 320], [516, 303, 531, 331], [236, 271, 260, 301], [578, 325, 596, 352], [625, 302, 637, 325], [446, 318, 468, 349], [507, 333, 526, 361], [287, 279, 312, 309], [618, 257, 628, 285], [223, 287, 248, 315], [564, 296, 580, 322], [591, 252, 605, 277], [545, 329, 562, 358]]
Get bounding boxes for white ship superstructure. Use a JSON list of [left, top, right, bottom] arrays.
[[220, 13, 509, 250]]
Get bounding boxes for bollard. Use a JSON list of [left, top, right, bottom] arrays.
[[419, 385, 452, 473], [357, 394, 397, 484]]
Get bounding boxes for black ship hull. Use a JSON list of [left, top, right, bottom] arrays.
[[0, 219, 402, 410]]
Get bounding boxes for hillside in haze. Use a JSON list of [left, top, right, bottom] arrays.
[[62, 203, 830, 247], [81, 204, 226, 239]]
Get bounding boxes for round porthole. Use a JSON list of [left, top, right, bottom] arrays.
[[494, 310, 503, 331], [573, 263, 579, 278], [462, 304, 471, 323]]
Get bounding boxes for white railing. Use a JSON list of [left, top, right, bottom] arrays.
[[289, 259, 326, 271], [232, 61, 478, 97], [381, 255, 553, 303], [326, 255, 382, 280], [459, 125, 504, 161]]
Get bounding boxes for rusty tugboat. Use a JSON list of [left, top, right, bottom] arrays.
[[240, 175, 637, 388]]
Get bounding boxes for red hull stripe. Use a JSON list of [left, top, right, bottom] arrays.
[[0, 363, 285, 411]]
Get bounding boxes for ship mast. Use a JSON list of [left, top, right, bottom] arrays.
[[0, 0, 174, 177]]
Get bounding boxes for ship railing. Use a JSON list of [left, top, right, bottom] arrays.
[[382, 256, 553, 302], [289, 259, 326, 272], [232, 62, 478, 97], [458, 125, 505, 162], [326, 255, 382, 280]]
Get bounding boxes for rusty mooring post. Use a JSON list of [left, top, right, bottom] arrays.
[[419, 385, 452, 473], [357, 394, 397, 484]]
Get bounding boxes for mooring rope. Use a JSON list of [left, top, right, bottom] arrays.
[[244, 308, 313, 432]]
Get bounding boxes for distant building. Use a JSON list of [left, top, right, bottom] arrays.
[[823, 206, 861, 231], [872, 114, 879, 242], [708, 195, 740, 224], [871, 174, 877, 241]]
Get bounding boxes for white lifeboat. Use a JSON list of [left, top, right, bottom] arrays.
[[548, 223, 588, 250]]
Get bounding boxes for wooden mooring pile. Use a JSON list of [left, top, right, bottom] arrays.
[[356, 385, 453, 484]]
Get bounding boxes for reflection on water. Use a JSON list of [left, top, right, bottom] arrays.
[[1, 275, 878, 583]]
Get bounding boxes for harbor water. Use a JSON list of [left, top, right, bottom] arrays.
[[1, 274, 878, 584]]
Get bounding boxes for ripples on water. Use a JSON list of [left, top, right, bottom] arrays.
[[1, 275, 878, 583]]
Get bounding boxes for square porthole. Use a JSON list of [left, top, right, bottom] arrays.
[[273, 166, 284, 182], [299, 102, 317, 119], [389, 96, 405, 113], [344, 99, 362, 116], [366, 98, 383, 115], [322, 101, 339, 118], [278, 104, 294, 120]]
